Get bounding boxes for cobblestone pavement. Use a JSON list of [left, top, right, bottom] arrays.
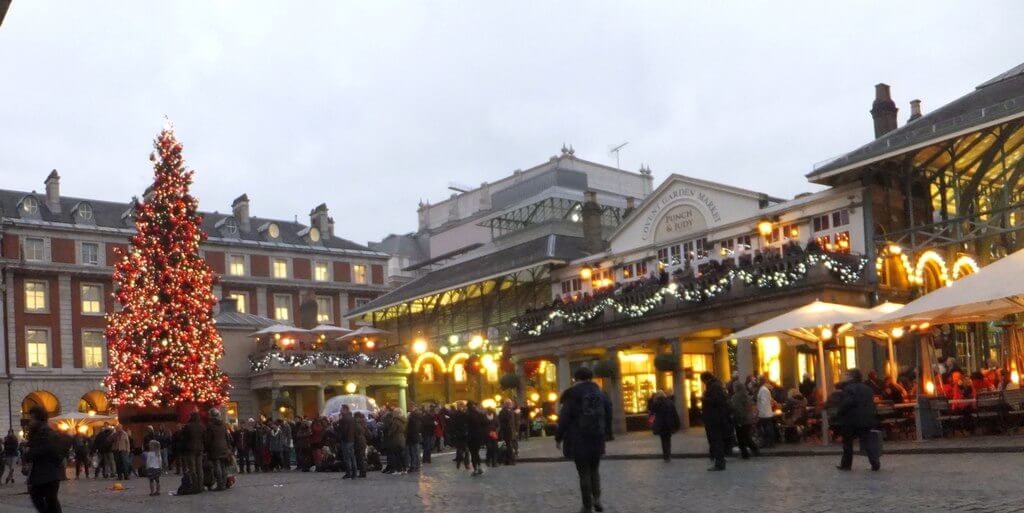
[[2, 450, 1023, 513]]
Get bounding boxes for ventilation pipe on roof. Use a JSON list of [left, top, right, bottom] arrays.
[[871, 83, 899, 138], [908, 99, 923, 122], [582, 191, 605, 254]]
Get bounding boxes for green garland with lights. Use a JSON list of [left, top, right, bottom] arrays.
[[249, 351, 400, 372], [513, 252, 867, 337]]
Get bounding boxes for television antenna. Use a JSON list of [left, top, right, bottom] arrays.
[[609, 142, 629, 169]]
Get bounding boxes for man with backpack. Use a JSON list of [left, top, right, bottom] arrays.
[[555, 366, 613, 513]]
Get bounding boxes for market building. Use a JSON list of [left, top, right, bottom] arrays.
[[348, 147, 653, 406], [0, 175, 391, 434]]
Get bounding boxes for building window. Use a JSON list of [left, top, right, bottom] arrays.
[[272, 258, 288, 279], [670, 245, 682, 265], [354, 297, 370, 308], [81, 242, 99, 265], [832, 210, 850, 228], [24, 237, 44, 261], [657, 248, 669, 265], [82, 330, 106, 369], [834, 231, 851, 253], [560, 278, 581, 295], [812, 214, 830, 233], [314, 261, 329, 281], [228, 255, 246, 276], [453, 363, 467, 383], [784, 224, 799, 240], [21, 196, 39, 215], [316, 296, 333, 323], [735, 235, 752, 250], [81, 284, 103, 314], [25, 280, 48, 312], [353, 264, 367, 284], [622, 261, 648, 280], [273, 294, 292, 321], [682, 238, 709, 259], [229, 292, 247, 313], [421, 362, 436, 383], [26, 328, 49, 368]]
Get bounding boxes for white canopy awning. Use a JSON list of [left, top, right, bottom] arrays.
[[873, 248, 1024, 326], [336, 326, 392, 341], [250, 324, 311, 338], [720, 300, 875, 345], [309, 324, 353, 336]]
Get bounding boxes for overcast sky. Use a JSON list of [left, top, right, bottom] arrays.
[[1, 2, 1022, 245]]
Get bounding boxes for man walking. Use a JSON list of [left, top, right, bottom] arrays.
[[336, 406, 357, 479], [24, 406, 70, 513], [836, 369, 881, 471], [701, 372, 731, 471], [72, 430, 91, 479], [205, 408, 232, 491], [420, 405, 436, 464], [405, 405, 422, 473], [555, 367, 612, 513], [498, 400, 517, 465]]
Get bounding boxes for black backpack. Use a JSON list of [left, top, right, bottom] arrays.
[[577, 389, 606, 438]]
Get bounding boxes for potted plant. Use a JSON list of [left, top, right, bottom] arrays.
[[654, 353, 680, 373], [592, 359, 615, 378], [499, 373, 521, 391]]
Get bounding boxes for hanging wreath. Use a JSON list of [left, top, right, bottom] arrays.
[[592, 359, 615, 378], [499, 374, 522, 390], [654, 353, 680, 373]]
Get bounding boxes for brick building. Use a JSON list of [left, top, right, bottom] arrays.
[[0, 171, 390, 433]]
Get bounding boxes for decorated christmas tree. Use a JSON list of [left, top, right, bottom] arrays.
[[104, 123, 230, 408]]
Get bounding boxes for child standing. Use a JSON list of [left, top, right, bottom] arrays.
[[145, 440, 163, 496]]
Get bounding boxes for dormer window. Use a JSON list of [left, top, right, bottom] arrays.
[[21, 196, 39, 216], [216, 216, 240, 238], [298, 226, 321, 245], [309, 227, 320, 242], [78, 203, 93, 221], [268, 223, 280, 239]]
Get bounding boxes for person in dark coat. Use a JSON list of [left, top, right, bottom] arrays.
[[465, 401, 488, 476], [405, 405, 423, 473], [182, 412, 206, 489], [72, 431, 91, 479], [336, 406, 357, 479], [836, 369, 880, 471], [729, 381, 759, 459], [648, 391, 680, 461], [204, 409, 232, 491], [24, 406, 70, 513], [353, 412, 369, 478], [420, 405, 436, 464], [556, 366, 613, 513], [233, 420, 252, 474], [497, 400, 517, 465], [701, 372, 731, 471], [447, 402, 470, 470]]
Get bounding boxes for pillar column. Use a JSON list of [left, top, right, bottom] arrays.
[[607, 350, 627, 435], [444, 372, 453, 405], [270, 387, 281, 420], [735, 339, 754, 381], [671, 339, 689, 429], [316, 385, 326, 416], [475, 373, 484, 403], [556, 354, 571, 393], [398, 386, 408, 413], [514, 358, 526, 406], [293, 388, 304, 418]]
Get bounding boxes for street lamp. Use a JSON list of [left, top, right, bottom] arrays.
[[757, 218, 774, 237]]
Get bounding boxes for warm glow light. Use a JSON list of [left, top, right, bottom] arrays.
[[918, 322, 930, 331], [87, 410, 96, 416], [439, 346, 449, 355], [58, 422, 69, 431], [494, 394, 503, 402], [890, 327, 904, 339], [547, 392, 558, 402], [547, 414, 558, 422], [345, 382, 358, 394], [412, 339, 428, 355], [448, 334, 459, 345], [279, 406, 287, 413], [468, 335, 483, 350], [365, 340, 376, 350], [618, 352, 650, 363], [888, 244, 902, 255], [820, 327, 833, 340], [274, 333, 282, 341], [580, 267, 593, 280], [481, 399, 497, 409], [924, 381, 935, 395], [1012, 371, 1020, 385], [758, 219, 774, 237], [530, 392, 540, 402], [77, 425, 88, 434]]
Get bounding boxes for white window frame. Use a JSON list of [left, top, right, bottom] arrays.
[[353, 264, 367, 284], [26, 327, 50, 369], [228, 254, 246, 276], [24, 237, 45, 262], [80, 283, 103, 315], [24, 280, 48, 313], [273, 294, 292, 321], [82, 330, 106, 369], [272, 258, 289, 279], [81, 242, 100, 266], [229, 292, 248, 313], [316, 295, 333, 323], [314, 261, 330, 282]]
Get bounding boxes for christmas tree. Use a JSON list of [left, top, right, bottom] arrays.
[[104, 123, 230, 408]]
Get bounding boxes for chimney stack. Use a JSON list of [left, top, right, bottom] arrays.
[[623, 197, 636, 219], [908, 99, 923, 122], [310, 203, 331, 239], [871, 83, 899, 138], [44, 170, 61, 213], [581, 191, 605, 254], [232, 194, 251, 232]]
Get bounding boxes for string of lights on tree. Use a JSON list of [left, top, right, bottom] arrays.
[[103, 122, 230, 408], [513, 252, 867, 337], [249, 350, 401, 372]]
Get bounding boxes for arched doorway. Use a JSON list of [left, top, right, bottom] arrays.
[[78, 390, 110, 415], [914, 251, 948, 293], [21, 390, 60, 426]]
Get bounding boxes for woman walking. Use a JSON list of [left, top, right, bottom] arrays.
[[729, 381, 760, 459], [648, 391, 680, 461], [466, 401, 488, 476], [448, 402, 470, 470]]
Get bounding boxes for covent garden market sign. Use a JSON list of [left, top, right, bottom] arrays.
[[640, 186, 722, 244]]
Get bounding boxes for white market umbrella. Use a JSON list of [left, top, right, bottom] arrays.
[[336, 326, 391, 342], [873, 248, 1024, 326], [309, 324, 353, 336], [250, 324, 311, 337], [720, 300, 879, 444]]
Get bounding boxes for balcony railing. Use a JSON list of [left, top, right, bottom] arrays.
[[248, 349, 401, 373], [511, 249, 868, 339]]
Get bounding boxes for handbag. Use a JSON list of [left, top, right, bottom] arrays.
[[646, 414, 655, 428]]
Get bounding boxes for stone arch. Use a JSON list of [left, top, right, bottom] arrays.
[[78, 390, 110, 415], [21, 390, 60, 420], [915, 250, 948, 293], [951, 255, 980, 281]]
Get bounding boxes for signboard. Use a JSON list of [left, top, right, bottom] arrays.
[[653, 204, 707, 244]]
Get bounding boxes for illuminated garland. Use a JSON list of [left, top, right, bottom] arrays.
[[513, 253, 867, 337], [249, 351, 400, 372]]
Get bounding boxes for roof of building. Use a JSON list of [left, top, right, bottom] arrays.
[[213, 309, 278, 329], [0, 188, 382, 255], [808, 62, 1024, 183], [347, 234, 587, 317]]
